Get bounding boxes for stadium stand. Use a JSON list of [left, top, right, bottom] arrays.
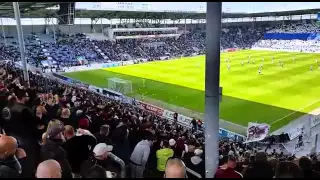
[[0, 2, 320, 178]]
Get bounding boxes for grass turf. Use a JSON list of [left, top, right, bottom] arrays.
[[63, 50, 320, 131]]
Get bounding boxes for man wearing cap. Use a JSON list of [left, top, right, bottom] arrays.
[[40, 120, 72, 178], [80, 143, 116, 178], [186, 149, 205, 178]]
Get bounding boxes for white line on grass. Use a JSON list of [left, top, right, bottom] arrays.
[[270, 99, 320, 125]]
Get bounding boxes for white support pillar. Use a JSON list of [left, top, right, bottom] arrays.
[[13, 2, 29, 85], [1, 18, 7, 46], [52, 19, 57, 45], [205, 2, 222, 178]]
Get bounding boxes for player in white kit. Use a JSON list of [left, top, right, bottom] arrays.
[[310, 65, 313, 71], [228, 64, 230, 70], [258, 68, 261, 75]]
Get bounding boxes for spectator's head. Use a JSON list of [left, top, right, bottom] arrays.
[[46, 120, 65, 140], [275, 161, 303, 178], [255, 151, 268, 163], [194, 149, 203, 157], [164, 158, 186, 178], [78, 117, 90, 130], [93, 143, 113, 160], [142, 131, 155, 145], [82, 165, 107, 178], [99, 124, 110, 136], [7, 95, 17, 106], [36, 159, 62, 178], [42, 132, 47, 145], [15, 88, 29, 104], [161, 140, 170, 149], [298, 156, 312, 171], [63, 125, 75, 140], [227, 155, 237, 169], [0, 135, 17, 159], [169, 139, 176, 147], [60, 108, 70, 119]]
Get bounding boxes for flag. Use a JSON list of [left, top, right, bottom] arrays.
[[245, 122, 270, 143]]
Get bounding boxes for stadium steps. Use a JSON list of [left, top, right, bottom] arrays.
[[137, 45, 150, 59]]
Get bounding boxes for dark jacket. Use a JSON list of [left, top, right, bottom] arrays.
[[111, 123, 130, 164], [62, 135, 97, 173], [186, 156, 205, 178], [95, 133, 112, 145], [2, 102, 37, 139], [0, 157, 21, 178], [80, 156, 121, 178], [243, 161, 274, 178], [40, 138, 73, 178]]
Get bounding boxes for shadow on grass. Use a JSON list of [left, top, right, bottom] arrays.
[[64, 70, 308, 133]]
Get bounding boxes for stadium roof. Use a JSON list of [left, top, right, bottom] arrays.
[[0, 2, 59, 17], [1, 2, 320, 19]]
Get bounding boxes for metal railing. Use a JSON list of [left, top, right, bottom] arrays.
[[186, 167, 202, 178], [108, 153, 126, 178]]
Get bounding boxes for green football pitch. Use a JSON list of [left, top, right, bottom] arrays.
[[64, 50, 320, 131]]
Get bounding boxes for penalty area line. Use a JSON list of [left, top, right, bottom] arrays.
[[270, 99, 320, 126]]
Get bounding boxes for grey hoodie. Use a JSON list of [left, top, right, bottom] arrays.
[[130, 140, 151, 168]]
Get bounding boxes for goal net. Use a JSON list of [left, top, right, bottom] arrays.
[[107, 77, 132, 94]]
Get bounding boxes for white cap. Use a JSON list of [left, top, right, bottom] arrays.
[[93, 143, 113, 157], [228, 150, 234, 156], [194, 149, 203, 156], [169, 139, 176, 146], [76, 110, 83, 116]]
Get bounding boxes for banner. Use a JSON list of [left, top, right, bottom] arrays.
[[136, 101, 164, 116], [162, 109, 245, 141], [245, 122, 270, 143]]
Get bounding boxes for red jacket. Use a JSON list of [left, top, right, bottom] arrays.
[[215, 167, 243, 178]]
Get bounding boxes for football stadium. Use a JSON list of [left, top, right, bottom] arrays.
[[2, 2, 320, 178]]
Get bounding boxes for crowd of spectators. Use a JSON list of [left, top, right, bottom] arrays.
[[0, 25, 268, 70], [0, 61, 207, 178], [221, 26, 267, 49], [267, 20, 320, 33], [252, 39, 320, 52]]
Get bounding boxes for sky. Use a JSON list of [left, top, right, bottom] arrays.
[[75, 2, 320, 13]]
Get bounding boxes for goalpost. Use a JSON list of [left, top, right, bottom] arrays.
[[107, 77, 132, 94]]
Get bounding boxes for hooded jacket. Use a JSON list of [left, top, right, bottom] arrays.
[[156, 148, 174, 171]]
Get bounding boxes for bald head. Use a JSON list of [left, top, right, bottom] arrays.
[[0, 135, 18, 159], [64, 125, 75, 140], [165, 158, 186, 178], [36, 160, 62, 178]]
